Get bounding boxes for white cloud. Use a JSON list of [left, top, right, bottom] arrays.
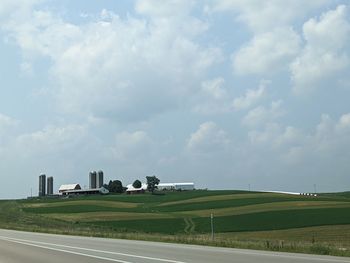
[[4, 10, 82, 59], [233, 27, 301, 75], [0, 123, 102, 197], [248, 123, 304, 149], [291, 5, 350, 94], [201, 77, 227, 100], [248, 122, 281, 145], [313, 113, 350, 148], [0, 0, 41, 21], [109, 131, 152, 161], [294, 113, 350, 163], [183, 111, 350, 191], [211, 0, 331, 32], [336, 113, 350, 132], [0, 113, 18, 129], [0, 114, 19, 148], [193, 77, 232, 114], [232, 81, 266, 110], [195, 79, 268, 114], [242, 100, 284, 127], [1, 1, 350, 196], [20, 61, 34, 76], [303, 5, 350, 50], [4, 5, 222, 122], [187, 122, 230, 153], [275, 126, 304, 147], [135, 0, 194, 17], [15, 125, 87, 157], [247, 112, 350, 165]]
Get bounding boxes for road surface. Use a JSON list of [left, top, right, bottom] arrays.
[[0, 229, 349, 263]]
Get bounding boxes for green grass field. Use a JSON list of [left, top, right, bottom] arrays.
[[1, 190, 350, 256]]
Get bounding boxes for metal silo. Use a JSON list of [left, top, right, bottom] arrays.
[[97, 170, 104, 188], [39, 173, 46, 197], [47, 176, 53, 195], [89, 171, 97, 189]]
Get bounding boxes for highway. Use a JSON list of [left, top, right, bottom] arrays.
[[0, 229, 349, 263]]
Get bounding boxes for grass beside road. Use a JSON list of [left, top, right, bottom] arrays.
[[1, 190, 350, 257], [220, 225, 350, 246]]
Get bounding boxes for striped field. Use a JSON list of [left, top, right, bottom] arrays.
[[1, 190, 350, 256]]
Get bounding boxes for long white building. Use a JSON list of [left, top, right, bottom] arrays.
[[157, 182, 194, 191], [125, 182, 195, 193]]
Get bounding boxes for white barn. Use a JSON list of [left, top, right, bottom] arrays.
[[58, 184, 81, 194], [126, 183, 148, 194], [61, 187, 109, 196], [126, 182, 195, 193]]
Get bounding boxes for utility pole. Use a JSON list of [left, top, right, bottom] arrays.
[[248, 184, 251, 191], [313, 184, 317, 194], [211, 213, 214, 241]]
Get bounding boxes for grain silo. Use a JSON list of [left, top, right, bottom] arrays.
[[97, 170, 104, 188], [38, 173, 46, 197], [89, 171, 97, 189], [47, 176, 53, 195]]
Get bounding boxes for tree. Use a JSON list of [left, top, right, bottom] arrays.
[[108, 180, 124, 193], [132, 179, 142, 189], [146, 175, 160, 194], [107, 180, 113, 191]]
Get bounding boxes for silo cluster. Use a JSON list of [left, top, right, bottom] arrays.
[[38, 174, 54, 196], [89, 170, 103, 189]]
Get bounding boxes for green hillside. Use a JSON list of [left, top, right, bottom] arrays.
[[1, 190, 350, 256]]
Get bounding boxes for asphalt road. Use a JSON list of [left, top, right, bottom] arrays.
[[0, 229, 349, 263]]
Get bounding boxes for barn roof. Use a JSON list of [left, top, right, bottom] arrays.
[[58, 184, 81, 191]]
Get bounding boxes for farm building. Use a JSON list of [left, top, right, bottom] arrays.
[[126, 182, 195, 193], [126, 183, 147, 194], [60, 187, 109, 196], [58, 184, 81, 194], [158, 182, 195, 191]]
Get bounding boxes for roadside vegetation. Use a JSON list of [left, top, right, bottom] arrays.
[[1, 190, 350, 257]]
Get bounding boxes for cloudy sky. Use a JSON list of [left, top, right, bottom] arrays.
[[0, 0, 350, 198]]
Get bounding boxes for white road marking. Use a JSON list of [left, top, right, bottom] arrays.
[[0, 236, 187, 263], [219, 248, 350, 263], [1, 232, 349, 263], [0, 237, 133, 263]]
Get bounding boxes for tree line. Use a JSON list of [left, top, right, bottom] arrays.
[[103, 175, 160, 194]]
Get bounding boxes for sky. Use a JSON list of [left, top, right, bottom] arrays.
[[0, 0, 350, 199]]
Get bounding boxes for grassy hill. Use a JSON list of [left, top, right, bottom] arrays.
[[1, 190, 350, 256]]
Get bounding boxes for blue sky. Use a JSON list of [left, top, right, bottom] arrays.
[[0, 0, 350, 198]]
